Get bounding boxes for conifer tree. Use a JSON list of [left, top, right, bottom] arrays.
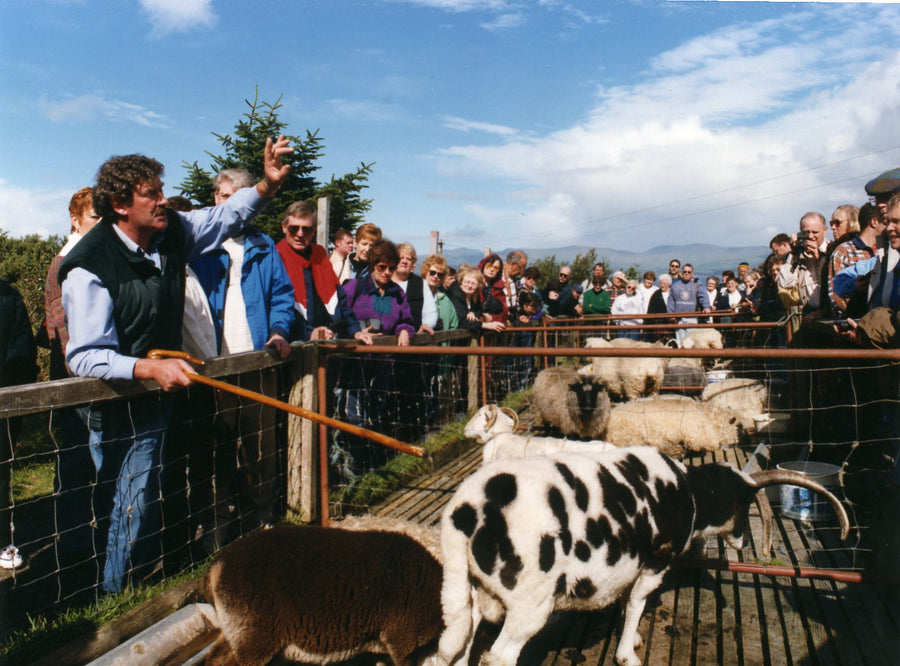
[[179, 88, 373, 240]]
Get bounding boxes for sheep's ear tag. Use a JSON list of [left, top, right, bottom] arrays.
[[500, 407, 519, 428]]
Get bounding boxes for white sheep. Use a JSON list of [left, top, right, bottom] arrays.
[[532, 366, 611, 439], [465, 404, 615, 464], [604, 395, 744, 457], [202, 522, 443, 666], [580, 337, 666, 401], [433, 447, 849, 666], [680, 328, 723, 349], [700, 377, 767, 431]]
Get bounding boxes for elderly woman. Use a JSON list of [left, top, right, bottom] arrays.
[[421, 254, 458, 331], [608, 270, 628, 307], [418, 255, 459, 424], [343, 240, 415, 344], [334, 240, 416, 481], [611, 279, 644, 340], [448, 266, 505, 333], [829, 204, 860, 243], [646, 273, 675, 341], [393, 242, 437, 334]]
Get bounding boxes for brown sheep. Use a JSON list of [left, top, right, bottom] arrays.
[[203, 524, 443, 666]]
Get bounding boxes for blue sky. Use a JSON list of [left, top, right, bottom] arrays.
[[1, 0, 899, 257]]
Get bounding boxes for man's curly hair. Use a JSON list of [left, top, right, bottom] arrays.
[[93, 154, 164, 220]]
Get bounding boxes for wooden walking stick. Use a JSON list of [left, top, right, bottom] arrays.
[[147, 349, 426, 458]]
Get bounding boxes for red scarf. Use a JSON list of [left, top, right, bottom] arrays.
[[275, 240, 338, 309]]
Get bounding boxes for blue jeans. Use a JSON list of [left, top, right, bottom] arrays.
[[89, 397, 171, 593]]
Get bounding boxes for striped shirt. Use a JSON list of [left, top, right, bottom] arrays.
[[828, 235, 875, 316]]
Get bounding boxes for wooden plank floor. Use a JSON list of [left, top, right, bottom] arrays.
[[369, 444, 900, 666]]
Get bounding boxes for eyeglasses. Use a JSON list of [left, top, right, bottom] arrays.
[[558, 272, 570, 279], [286, 224, 315, 236], [669, 263, 680, 268], [682, 270, 693, 275], [373, 263, 397, 273], [428, 269, 445, 278]]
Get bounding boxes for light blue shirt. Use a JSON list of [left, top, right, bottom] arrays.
[[832, 257, 876, 299], [62, 186, 269, 380]]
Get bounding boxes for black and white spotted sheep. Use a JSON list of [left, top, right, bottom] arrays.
[[433, 446, 849, 666]]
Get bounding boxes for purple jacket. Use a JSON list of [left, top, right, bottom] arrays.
[[344, 276, 416, 337]]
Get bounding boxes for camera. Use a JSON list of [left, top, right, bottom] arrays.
[[795, 230, 811, 254]]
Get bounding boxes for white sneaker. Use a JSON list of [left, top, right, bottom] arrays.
[[0, 545, 24, 570]]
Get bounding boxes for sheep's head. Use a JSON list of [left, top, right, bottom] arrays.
[[565, 377, 612, 439], [464, 404, 519, 443], [687, 463, 849, 550]]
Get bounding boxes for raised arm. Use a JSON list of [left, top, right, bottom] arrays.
[[256, 135, 293, 199]]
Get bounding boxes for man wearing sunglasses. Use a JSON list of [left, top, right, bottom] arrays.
[[275, 201, 372, 345], [668, 263, 704, 345]]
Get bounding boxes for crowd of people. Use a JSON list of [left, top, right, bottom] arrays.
[[1, 137, 898, 596]]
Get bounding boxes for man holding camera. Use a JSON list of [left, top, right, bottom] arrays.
[[777, 211, 829, 319]]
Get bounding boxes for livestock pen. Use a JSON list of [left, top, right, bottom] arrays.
[[1, 318, 898, 664]]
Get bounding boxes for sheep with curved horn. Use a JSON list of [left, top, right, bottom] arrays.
[[433, 447, 850, 666]]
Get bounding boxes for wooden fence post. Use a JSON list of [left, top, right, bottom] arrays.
[[467, 337, 479, 415], [317, 196, 331, 249], [286, 344, 319, 522]]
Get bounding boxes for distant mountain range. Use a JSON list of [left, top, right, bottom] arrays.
[[442, 243, 771, 279]]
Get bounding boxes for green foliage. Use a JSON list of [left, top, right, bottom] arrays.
[[178, 88, 374, 240], [531, 250, 610, 290], [316, 162, 375, 232], [530, 254, 558, 291], [0, 230, 63, 330], [569, 249, 598, 285], [0, 569, 209, 663]]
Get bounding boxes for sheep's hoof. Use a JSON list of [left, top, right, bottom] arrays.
[[614, 651, 641, 666]]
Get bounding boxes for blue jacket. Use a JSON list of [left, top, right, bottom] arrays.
[[191, 230, 296, 351]]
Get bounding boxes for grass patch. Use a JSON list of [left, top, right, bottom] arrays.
[[10, 412, 58, 502], [0, 562, 210, 663], [12, 460, 54, 501], [15, 413, 57, 458]]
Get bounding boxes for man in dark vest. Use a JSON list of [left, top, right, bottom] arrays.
[[59, 137, 292, 592]]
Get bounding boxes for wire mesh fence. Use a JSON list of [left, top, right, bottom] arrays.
[[1, 318, 898, 646]]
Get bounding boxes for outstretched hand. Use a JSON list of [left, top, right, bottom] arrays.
[[257, 135, 293, 199]]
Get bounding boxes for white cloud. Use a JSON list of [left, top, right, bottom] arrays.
[[434, 9, 900, 250], [40, 94, 171, 128], [139, 0, 216, 36], [442, 115, 518, 136], [391, 0, 507, 11], [480, 13, 526, 32], [0, 180, 72, 238]]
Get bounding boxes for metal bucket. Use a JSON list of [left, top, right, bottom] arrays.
[[777, 461, 841, 522]]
